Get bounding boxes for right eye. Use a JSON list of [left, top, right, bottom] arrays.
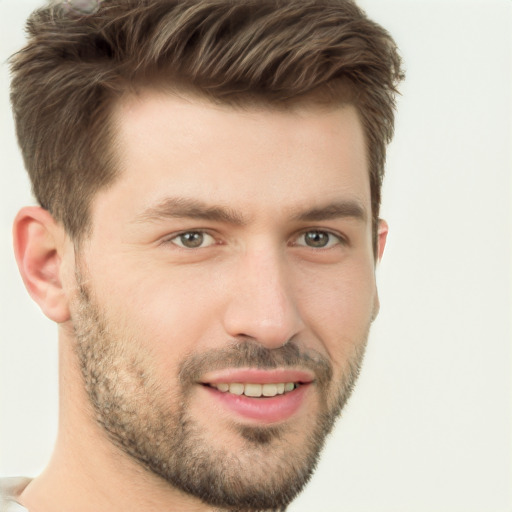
[[167, 231, 216, 249]]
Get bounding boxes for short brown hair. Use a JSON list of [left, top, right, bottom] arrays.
[[10, 0, 403, 245]]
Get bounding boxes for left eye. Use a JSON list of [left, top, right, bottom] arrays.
[[295, 230, 342, 249], [169, 231, 216, 249]]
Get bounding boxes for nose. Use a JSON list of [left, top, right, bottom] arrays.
[[222, 247, 304, 349]]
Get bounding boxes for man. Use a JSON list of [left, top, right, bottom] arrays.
[[1, 0, 403, 510]]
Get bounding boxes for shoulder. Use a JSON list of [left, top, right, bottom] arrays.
[[0, 477, 31, 512]]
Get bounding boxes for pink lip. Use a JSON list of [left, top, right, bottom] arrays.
[[198, 368, 314, 424], [202, 383, 310, 424], [199, 368, 315, 385]]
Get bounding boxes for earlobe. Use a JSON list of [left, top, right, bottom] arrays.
[[13, 206, 71, 323]]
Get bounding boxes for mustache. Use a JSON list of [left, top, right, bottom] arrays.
[[178, 340, 333, 390]]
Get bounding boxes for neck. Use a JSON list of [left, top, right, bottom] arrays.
[[19, 330, 220, 512]]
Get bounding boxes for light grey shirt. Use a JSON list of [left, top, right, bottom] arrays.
[[0, 478, 30, 512]]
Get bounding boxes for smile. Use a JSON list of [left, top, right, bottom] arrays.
[[208, 382, 298, 397], [198, 369, 314, 423]]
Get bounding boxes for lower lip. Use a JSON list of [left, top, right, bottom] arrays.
[[203, 384, 309, 424]]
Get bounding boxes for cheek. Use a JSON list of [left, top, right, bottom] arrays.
[[294, 260, 376, 357], [90, 264, 225, 368]]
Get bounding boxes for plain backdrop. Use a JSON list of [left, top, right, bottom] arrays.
[[1, 1, 511, 511]]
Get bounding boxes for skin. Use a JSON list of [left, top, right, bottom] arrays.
[[13, 91, 387, 512]]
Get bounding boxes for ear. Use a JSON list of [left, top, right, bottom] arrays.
[[377, 218, 388, 263], [13, 206, 71, 323], [371, 219, 389, 321]]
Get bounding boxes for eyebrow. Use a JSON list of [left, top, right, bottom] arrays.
[[133, 196, 367, 225], [292, 200, 367, 223], [134, 197, 247, 225]]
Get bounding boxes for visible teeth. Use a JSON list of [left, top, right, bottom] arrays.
[[244, 383, 262, 397], [211, 382, 297, 397], [229, 383, 244, 395], [262, 383, 278, 397]]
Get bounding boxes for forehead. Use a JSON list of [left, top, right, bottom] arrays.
[[99, 90, 370, 223]]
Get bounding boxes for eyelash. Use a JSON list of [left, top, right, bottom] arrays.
[[163, 229, 347, 250]]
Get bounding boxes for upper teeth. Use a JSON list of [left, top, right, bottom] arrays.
[[210, 382, 296, 397]]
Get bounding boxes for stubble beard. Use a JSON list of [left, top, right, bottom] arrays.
[[72, 273, 370, 512]]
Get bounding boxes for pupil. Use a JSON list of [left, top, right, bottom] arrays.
[[181, 232, 203, 248], [306, 231, 328, 247]]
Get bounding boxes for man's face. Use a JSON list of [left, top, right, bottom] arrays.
[[69, 92, 382, 510]]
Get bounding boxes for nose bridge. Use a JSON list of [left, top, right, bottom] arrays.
[[222, 243, 303, 348]]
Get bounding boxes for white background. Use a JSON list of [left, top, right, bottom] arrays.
[[1, 1, 511, 511]]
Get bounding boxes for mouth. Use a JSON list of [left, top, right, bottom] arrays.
[[198, 369, 314, 423], [207, 381, 300, 397]]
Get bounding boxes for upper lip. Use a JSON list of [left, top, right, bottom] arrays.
[[199, 368, 315, 385]]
